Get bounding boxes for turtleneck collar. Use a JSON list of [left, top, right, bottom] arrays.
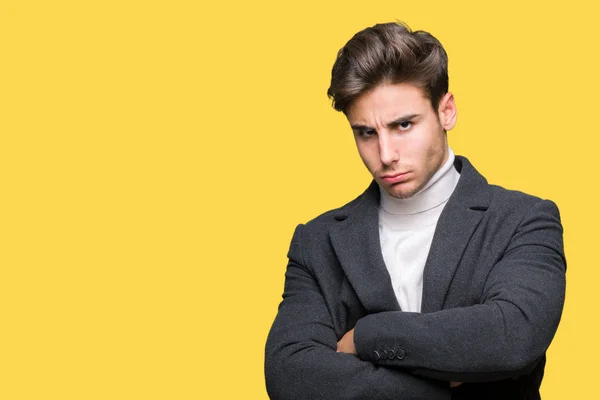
[[379, 148, 460, 215]]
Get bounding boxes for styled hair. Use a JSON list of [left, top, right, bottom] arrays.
[[327, 22, 449, 114]]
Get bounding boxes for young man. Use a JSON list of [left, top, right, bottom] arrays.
[[265, 22, 566, 400]]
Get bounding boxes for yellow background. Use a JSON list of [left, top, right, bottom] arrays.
[[1, 0, 597, 398]]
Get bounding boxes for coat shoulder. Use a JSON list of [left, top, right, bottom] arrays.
[[488, 184, 559, 215], [302, 190, 366, 232]]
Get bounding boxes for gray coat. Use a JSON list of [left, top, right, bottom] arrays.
[[265, 156, 566, 400]]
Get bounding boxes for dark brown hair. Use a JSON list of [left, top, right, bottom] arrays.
[[327, 22, 449, 114]]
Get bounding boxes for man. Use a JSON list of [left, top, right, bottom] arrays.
[[265, 22, 565, 400]]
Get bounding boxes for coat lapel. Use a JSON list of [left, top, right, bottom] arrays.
[[421, 156, 491, 313], [329, 181, 401, 313]]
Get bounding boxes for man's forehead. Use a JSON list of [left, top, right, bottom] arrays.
[[346, 83, 429, 122]]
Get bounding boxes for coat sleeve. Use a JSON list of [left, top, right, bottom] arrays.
[[265, 224, 451, 400], [353, 199, 567, 382]]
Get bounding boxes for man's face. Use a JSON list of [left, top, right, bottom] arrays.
[[346, 82, 457, 199]]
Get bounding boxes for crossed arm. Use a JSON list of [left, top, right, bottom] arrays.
[[265, 253, 451, 400], [265, 200, 566, 399]]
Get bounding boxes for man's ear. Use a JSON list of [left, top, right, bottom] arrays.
[[438, 92, 457, 131]]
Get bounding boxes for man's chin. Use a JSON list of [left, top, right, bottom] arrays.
[[388, 191, 417, 200], [384, 184, 419, 200]]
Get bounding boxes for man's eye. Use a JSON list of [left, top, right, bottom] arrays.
[[398, 121, 412, 130], [358, 130, 376, 138]]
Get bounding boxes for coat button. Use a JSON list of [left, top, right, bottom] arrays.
[[382, 350, 388, 359], [372, 350, 380, 361], [388, 349, 396, 359], [396, 349, 406, 360]]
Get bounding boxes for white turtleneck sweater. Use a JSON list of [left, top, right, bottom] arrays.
[[378, 148, 460, 312]]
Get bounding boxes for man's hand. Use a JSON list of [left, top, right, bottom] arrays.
[[336, 328, 357, 354]]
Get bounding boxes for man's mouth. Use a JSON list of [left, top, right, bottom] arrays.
[[381, 172, 409, 184]]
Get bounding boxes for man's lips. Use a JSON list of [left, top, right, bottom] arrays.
[[381, 172, 409, 184]]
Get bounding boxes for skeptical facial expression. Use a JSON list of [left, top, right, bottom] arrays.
[[346, 82, 457, 199]]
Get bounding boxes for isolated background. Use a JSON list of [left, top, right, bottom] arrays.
[[1, 0, 598, 398]]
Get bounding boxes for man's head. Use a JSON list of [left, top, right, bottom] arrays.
[[327, 22, 449, 115], [327, 22, 457, 199]]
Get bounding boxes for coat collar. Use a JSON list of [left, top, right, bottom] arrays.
[[329, 156, 491, 314]]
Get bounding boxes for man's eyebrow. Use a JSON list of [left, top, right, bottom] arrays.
[[350, 124, 373, 131], [350, 114, 420, 131], [386, 114, 419, 128]]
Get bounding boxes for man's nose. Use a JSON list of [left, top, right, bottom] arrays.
[[379, 132, 399, 166]]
